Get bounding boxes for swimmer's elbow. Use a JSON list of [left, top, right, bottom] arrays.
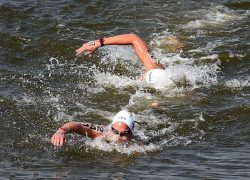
[[128, 34, 146, 47]]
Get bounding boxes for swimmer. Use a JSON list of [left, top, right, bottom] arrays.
[[52, 110, 137, 146], [76, 34, 165, 83]]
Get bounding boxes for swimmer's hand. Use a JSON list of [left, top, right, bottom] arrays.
[[76, 40, 99, 56], [51, 131, 67, 146]]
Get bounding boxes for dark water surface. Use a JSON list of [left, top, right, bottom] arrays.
[[1, 0, 250, 179]]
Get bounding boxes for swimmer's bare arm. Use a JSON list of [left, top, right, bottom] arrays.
[[76, 34, 164, 72], [51, 122, 106, 146]]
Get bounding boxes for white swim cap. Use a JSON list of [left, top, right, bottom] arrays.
[[112, 110, 135, 133], [145, 69, 165, 83]]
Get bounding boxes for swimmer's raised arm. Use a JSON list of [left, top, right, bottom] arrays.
[[51, 122, 106, 146], [76, 34, 164, 72]]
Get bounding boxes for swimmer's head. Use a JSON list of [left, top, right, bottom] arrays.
[[112, 110, 135, 133], [145, 69, 165, 83]]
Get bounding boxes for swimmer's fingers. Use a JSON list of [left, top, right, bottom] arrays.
[[84, 49, 97, 56], [51, 132, 67, 146], [76, 41, 99, 56], [76, 46, 96, 56], [76, 46, 87, 55]]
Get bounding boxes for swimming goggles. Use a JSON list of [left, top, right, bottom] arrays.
[[111, 127, 131, 136]]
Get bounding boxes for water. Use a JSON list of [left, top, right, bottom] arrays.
[[1, 0, 250, 179]]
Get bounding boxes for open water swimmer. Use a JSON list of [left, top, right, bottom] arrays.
[[51, 110, 144, 146], [76, 34, 167, 83]]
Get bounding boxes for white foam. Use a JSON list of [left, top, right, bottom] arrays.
[[225, 77, 250, 90], [99, 45, 141, 69], [93, 53, 220, 92], [21, 95, 37, 105], [84, 137, 161, 155], [182, 5, 246, 29], [151, 63, 219, 91], [93, 71, 141, 89]]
